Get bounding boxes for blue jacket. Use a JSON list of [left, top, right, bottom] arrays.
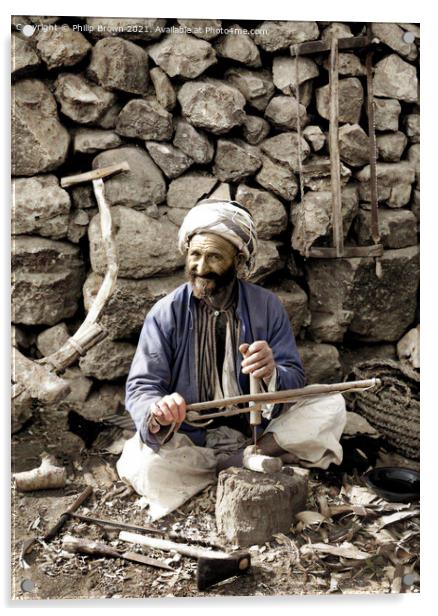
[[125, 279, 306, 452]]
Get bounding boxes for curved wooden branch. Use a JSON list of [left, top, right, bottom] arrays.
[[12, 176, 119, 404]]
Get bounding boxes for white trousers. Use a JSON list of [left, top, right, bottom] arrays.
[[116, 393, 346, 520]]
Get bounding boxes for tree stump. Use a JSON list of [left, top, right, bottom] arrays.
[[215, 466, 308, 546]]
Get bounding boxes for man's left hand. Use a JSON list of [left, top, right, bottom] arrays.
[[239, 341, 275, 381]]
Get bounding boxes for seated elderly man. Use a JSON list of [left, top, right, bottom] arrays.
[[117, 199, 346, 520]]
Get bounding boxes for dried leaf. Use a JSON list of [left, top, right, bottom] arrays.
[[295, 511, 327, 526], [341, 485, 378, 506], [371, 510, 419, 531], [300, 541, 371, 560]]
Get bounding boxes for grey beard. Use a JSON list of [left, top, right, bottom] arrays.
[[186, 265, 237, 307]]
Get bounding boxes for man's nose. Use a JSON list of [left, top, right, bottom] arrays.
[[196, 256, 209, 275]]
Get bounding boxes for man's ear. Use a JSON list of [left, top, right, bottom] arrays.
[[234, 252, 247, 277]]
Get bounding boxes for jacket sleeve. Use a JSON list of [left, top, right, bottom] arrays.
[[125, 305, 175, 452], [266, 293, 306, 419]]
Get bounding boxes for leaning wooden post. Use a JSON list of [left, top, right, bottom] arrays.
[[328, 35, 344, 258]]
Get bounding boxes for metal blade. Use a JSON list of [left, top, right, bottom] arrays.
[[121, 551, 174, 570]]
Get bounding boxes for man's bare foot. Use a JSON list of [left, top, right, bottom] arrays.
[[280, 452, 300, 464]]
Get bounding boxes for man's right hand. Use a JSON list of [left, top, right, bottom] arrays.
[[149, 393, 186, 433]]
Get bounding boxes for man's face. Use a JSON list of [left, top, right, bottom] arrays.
[[186, 233, 237, 299]]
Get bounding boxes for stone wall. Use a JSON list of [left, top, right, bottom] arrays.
[[11, 17, 420, 426]]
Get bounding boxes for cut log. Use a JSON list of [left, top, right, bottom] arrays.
[[215, 466, 308, 546], [13, 453, 67, 492], [243, 445, 283, 473]]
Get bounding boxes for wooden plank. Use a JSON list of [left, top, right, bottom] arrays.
[[308, 245, 384, 259], [290, 35, 369, 57], [365, 30, 380, 245], [328, 36, 344, 258]]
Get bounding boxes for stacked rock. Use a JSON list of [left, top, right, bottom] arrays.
[[11, 17, 420, 431]]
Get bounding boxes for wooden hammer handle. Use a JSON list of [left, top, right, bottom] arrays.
[[44, 486, 93, 541]]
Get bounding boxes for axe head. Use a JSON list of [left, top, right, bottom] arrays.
[[196, 551, 251, 591]]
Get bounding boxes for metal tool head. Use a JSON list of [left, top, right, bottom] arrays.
[[196, 550, 251, 591]]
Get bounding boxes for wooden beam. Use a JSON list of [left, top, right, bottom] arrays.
[[307, 244, 384, 259], [329, 36, 344, 258], [290, 35, 370, 57]]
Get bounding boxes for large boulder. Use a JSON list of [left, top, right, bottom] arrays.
[[36, 322, 70, 356], [266, 280, 310, 336], [225, 67, 275, 111], [166, 172, 218, 209], [173, 118, 214, 164], [215, 25, 261, 67], [291, 186, 359, 255], [356, 161, 415, 207], [320, 22, 353, 40], [374, 98, 401, 132], [213, 139, 262, 182], [297, 342, 343, 384], [242, 115, 270, 145], [88, 206, 184, 278], [303, 125, 325, 152], [260, 132, 310, 172], [376, 131, 408, 162], [12, 175, 71, 239], [407, 144, 420, 183], [12, 79, 70, 176], [12, 237, 85, 325], [54, 73, 117, 124], [92, 146, 167, 208], [11, 33, 41, 78], [316, 78, 364, 124], [177, 78, 246, 134], [249, 240, 284, 283], [322, 53, 365, 77], [115, 98, 173, 141], [272, 56, 319, 95], [235, 184, 287, 239], [72, 128, 122, 154], [36, 26, 91, 69], [148, 33, 217, 78], [302, 155, 352, 192], [83, 271, 185, 339], [338, 123, 370, 167], [145, 141, 193, 179], [264, 95, 307, 131], [255, 154, 298, 201], [79, 337, 136, 380], [253, 20, 319, 52], [405, 114, 420, 143], [371, 23, 418, 61], [354, 209, 418, 249], [87, 37, 149, 95], [150, 67, 177, 111], [305, 245, 419, 342], [373, 54, 418, 102]]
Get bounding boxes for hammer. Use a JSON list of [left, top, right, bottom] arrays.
[[119, 531, 251, 591]]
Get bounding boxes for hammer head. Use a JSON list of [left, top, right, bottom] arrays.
[[196, 550, 251, 591]]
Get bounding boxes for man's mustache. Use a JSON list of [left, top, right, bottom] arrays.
[[190, 271, 220, 280]]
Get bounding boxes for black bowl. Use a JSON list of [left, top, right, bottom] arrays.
[[363, 466, 420, 503]]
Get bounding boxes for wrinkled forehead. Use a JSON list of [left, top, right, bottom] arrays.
[[188, 233, 237, 258]]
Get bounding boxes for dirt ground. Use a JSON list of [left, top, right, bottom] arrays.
[[11, 407, 420, 600]]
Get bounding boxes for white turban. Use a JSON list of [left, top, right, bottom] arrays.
[[178, 199, 258, 273]]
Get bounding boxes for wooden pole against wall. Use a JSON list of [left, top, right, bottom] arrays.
[[328, 36, 344, 258]]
